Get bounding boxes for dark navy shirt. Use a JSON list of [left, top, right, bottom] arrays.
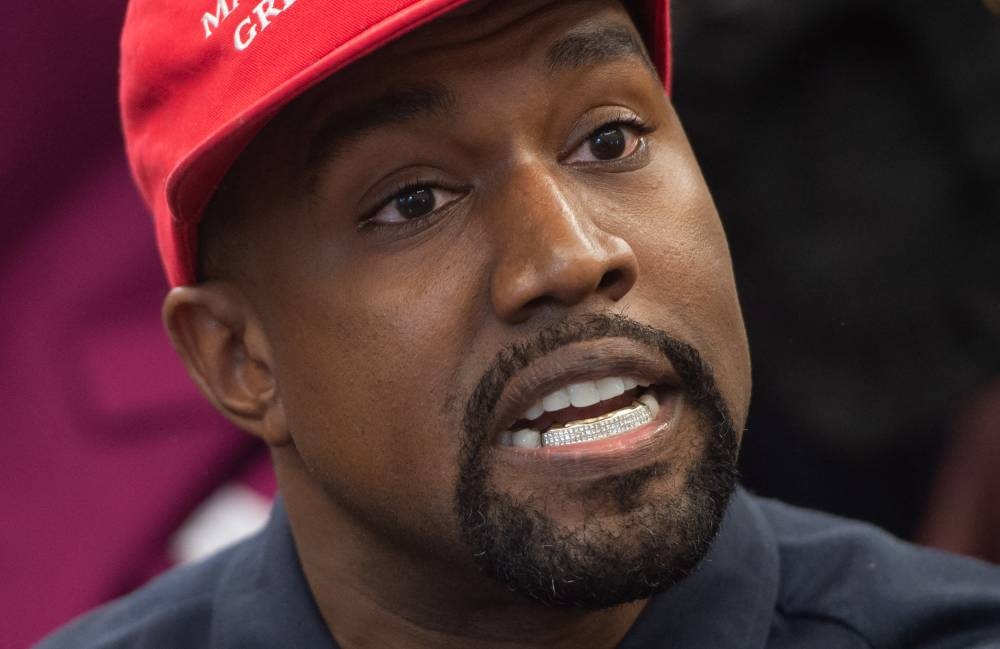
[[37, 488, 1000, 648]]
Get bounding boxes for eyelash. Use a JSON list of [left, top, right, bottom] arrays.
[[599, 113, 652, 137], [358, 114, 655, 233], [358, 180, 464, 233], [566, 113, 655, 162]]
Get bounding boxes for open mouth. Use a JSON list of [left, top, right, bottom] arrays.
[[497, 377, 664, 449]]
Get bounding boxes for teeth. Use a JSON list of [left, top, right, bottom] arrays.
[[542, 397, 656, 447], [541, 389, 571, 412], [523, 401, 545, 421], [518, 376, 648, 422], [638, 392, 660, 419], [502, 388, 663, 449], [567, 381, 601, 408], [595, 376, 627, 400], [511, 428, 541, 449]]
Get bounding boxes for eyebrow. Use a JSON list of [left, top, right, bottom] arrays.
[[545, 24, 655, 74], [304, 25, 652, 189], [305, 83, 456, 188]]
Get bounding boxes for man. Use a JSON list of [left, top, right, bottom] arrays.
[[39, 0, 1000, 647]]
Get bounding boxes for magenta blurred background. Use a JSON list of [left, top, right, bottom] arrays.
[[1, 4, 274, 647], [3, 2, 998, 648]]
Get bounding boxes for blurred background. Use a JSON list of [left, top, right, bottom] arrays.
[[2, 1, 998, 647]]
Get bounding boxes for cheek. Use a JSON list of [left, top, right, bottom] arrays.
[[628, 150, 752, 428], [258, 229, 498, 545]]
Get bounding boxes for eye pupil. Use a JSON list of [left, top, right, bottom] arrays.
[[395, 187, 435, 219], [589, 126, 626, 160]]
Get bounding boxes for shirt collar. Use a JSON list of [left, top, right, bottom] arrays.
[[618, 487, 780, 648], [211, 498, 336, 649], [212, 487, 777, 648]]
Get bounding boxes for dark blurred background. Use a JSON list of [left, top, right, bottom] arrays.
[[671, 0, 1000, 540], [2, 1, 998, 647]]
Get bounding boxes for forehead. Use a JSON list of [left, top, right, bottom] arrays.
[[362, 0, 641, 71], [264, 0, 651, 177], [279, 2, 641, 118]]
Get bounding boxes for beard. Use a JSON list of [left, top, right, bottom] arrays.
[[455, 313, 740, 608]]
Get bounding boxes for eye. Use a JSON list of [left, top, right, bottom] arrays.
[[565, 120, 647, 165], [364, 184, 464, 228]]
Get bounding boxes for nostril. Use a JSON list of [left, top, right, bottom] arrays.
[[598, 269, 624, 290]]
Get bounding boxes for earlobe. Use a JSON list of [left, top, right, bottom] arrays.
[[162, 283, 292, 447]]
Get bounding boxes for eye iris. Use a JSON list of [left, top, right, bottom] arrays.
[[395, 187, 435, 219], [589, 126, 626, 160]]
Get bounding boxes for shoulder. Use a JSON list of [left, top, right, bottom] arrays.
[[34, 537, 253, 649], [751, 495, 1000, 648]]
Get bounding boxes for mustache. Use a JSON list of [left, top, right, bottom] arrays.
[[461, 312, 734, 450]]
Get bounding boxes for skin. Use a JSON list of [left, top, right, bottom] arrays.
[[163, 1, 752, 647]]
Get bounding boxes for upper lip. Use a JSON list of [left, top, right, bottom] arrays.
[[489, 339, 680, 440]]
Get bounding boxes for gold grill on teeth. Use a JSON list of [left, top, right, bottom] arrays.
[[541, 400, 652, 447]]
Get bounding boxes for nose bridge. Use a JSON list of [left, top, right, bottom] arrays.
[[510, 161, 589, 250], [489, 159, 638, 322]]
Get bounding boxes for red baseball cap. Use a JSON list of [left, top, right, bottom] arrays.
[[120, 0, 672, 286]]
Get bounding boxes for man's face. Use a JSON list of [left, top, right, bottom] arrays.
[[223, 0, 750, 606]]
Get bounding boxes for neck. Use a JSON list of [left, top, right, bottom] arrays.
[[274, 450, 647, 649]]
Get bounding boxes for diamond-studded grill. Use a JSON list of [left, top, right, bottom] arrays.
[[541, 403, 652, 447]]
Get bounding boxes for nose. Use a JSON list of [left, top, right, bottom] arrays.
[[489, 162, 639, 323]]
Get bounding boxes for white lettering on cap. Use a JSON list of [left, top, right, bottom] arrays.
[[234, 17, 257, 50], [234, 0, 297, 51], [201, 0, 239, 39]]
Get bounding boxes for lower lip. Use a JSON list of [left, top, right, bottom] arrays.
[[493, 389, 680, 463]]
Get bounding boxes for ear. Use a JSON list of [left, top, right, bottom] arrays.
[[163, 282, 290, 447]]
